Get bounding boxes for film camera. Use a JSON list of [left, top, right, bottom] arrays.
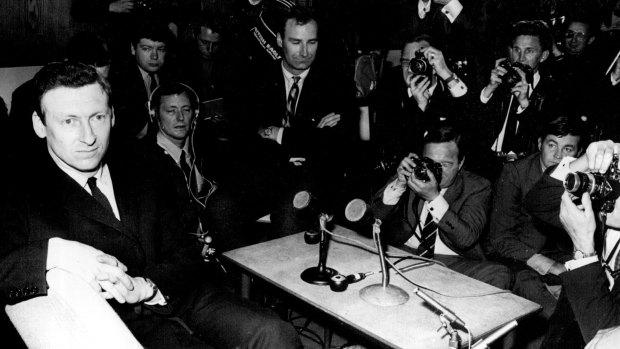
[[564, 154, 620, 213], [412, 156, 443, 183], [499, 61, 533, 88], [409, 52, 433, 81]]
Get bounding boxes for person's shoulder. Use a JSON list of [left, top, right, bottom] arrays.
[[461, 169, 491, 190]]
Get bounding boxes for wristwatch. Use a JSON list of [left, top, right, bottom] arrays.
[[263, 127, 272, 138], [143, 277, 159, 302], [573, 249, 597, 259]]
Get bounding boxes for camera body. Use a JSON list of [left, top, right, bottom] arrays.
[[412, 156, 443, 183], [564, 154, 620, 213], [499, 61, 534, 88], [409, 51, 434, 81]]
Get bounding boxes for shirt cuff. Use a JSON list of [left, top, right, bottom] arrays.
[[448, 78, 468, 97], [276, 127, 284, 144], [611, 74, 620, 86], [564, 256, 598, 271], [383, 179, 407, 205], [480, 89, 492, 104], [516, 105, 526, 114], [550, 156, 576, 181], [526, 253, 555, 275], [144, 290, 167, 306], [427, 195, 449, 221], [442, 0, 463, 23]]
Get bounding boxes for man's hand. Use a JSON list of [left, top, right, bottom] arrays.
[[482, 58, 508, 98], [316, 112, 341, 128], [109, 0, 134, 13], [47, 238, 131, 294], [407, 166, 440, 201], [548, 261, 567, 276], [510, 67, 530, 109], [396, 154, 416, 187], [97, 275, 154, 304], [420, 46, 451, 80], [560, 192, 596, 255], [408, 75, 431, 111], [570, 140, 620, 173], [258, 126, 280, 142]]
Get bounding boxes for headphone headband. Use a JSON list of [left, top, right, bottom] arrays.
[[147, 82, 201, 123]]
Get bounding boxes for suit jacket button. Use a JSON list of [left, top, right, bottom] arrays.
[[15, 290, 23, 298], [32, 286, 39, 294], [8, 290, 16, 299]]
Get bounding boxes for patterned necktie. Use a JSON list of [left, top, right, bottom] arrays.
[[149, 73, 158, 94], [418, 208, 437, 258], [86, 177, 115, 216], [285, 76, 301, 127]]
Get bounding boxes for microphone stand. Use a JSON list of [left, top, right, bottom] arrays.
[[471, 321, 517, 349], [359, 219, 409, 306], [300, 213, 337, 285]]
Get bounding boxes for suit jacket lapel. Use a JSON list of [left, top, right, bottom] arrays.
[[443, 171, 464, 205]]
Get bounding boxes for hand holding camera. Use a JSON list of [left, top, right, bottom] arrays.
[[396, 154, 442, 201]]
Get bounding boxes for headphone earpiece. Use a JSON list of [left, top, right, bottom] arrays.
[[147, 82, 201, 124]]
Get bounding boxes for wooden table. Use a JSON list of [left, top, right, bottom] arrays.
[[223, 226, 540, 349]]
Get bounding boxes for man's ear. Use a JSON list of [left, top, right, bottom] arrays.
[[587, 36, 595, 46], [130, 44, 136, 56], [538, 137, 542, 151], [276, 32, 283, 48], [110, 107, 115, 128], [540, 49, 550, 63], [32, 111, 47, 139], [458, 156, 465, 171]]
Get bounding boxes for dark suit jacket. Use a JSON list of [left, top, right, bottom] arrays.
[[488, 153, 572, 265], [370, 170, 491, 260], [0, 146, 204, 313]]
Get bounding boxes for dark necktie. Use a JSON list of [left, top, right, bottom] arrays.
[[285, 76, 301, 127], [180, 150, 198, 195], [149, 73, 158, 94], [86, 177, 115, 216], [418, 208, 437, 258]]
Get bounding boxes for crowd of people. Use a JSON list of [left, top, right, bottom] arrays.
[[2, 0, 620, 348]]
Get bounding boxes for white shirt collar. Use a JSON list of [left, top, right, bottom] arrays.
[[157, 131, 190, 164], [281, 62, 310, 83], [49, 148, 105, 190]]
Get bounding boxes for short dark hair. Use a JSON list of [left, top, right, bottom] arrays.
[[539, 115, 587, 149], [33, 61, 111, 124], [279, 6, 318, 37], [423, 122, 467, 161], [131, 19, 175, 48], [402, 34, 437, 51], [510, 20, 553, 52], [66, 32, 111, 68], [151, 82, 199, 114], [193, 9, 223, 36]]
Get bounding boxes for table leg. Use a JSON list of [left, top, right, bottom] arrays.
[[241, 273, 252, 299]]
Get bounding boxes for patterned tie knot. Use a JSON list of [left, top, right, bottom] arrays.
[[292, 76, 300, 84]]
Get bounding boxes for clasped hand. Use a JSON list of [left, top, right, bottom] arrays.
[[47, 238, 153, 304], [396, 154, 440, 201]]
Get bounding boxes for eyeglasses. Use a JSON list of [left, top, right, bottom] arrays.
[[565, 30, 587, 42]]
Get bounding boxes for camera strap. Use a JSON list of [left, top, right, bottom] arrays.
[[602, 236, 620, 278]]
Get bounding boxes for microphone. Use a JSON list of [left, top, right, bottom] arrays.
[[471, 320, 518, 349], [414, 289, 466, 328], [345, 198, 374, 224]]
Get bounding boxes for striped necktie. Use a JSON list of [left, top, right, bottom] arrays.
[[285, 76, 301, 127], [418, 208, 437, 258]]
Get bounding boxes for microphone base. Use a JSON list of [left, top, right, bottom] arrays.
[[301, 266, 337, 285], [359, 284, 409, 306]]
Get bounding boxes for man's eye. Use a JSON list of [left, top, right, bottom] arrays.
[[63, 119, 75, 125]]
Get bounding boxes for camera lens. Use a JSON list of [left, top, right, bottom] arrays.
[[564, 172, 596, 196]]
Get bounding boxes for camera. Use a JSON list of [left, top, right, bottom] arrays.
[[564, 154, 620, 213], [409, 52, 433, 81], [498, 61, 533, 88], [412, 156, 443, 183]]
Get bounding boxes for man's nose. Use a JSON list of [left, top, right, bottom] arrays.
[[555, 149, 563, 159], [299, 43, 308, 57], [517, 52, 526, 63], [150, 50, 159, 60], [175, 110, 185, 121], [81, 122, 96, 145]]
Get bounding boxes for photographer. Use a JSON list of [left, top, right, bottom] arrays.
[[370, 123, 512, 289], [375, 34, 468, 174], [467, 20, 560, 180], [524, 140, 620, 348]]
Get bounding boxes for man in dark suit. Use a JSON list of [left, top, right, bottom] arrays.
[[110, 20, 175, 139], [487, 116, 584, 348], [227, 6, 358, 242], [375, 33, 468, 177], [467, 20, 561, 180], [370, 123, 512, 289], [524, 140, 620, 348], [0, 61, 300, 348]]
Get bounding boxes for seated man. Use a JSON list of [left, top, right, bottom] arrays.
[[110, 19, 175, 139], [375, 34, 468, 173], [488, 116, 584, 318], [0, 61, 300, 349], [370, 123, 512, 289], [524, 140, 620, 349]]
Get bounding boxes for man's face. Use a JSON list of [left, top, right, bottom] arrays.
[[196, 26, 221, 60], [277, 19, 318, 75], [509, 35, 549, 72], [538, 134, 581, 169], [33, 84, 114, 176], [422, 141, 463, 188], [401, 40, 431, 84], [131, 38, 166, 73], [564, 22, 592, 56], [157, 92, 194, 146]]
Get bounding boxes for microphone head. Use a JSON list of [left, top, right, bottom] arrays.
[[345, 199, 368, 222], [293, 190, 311, 210]]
